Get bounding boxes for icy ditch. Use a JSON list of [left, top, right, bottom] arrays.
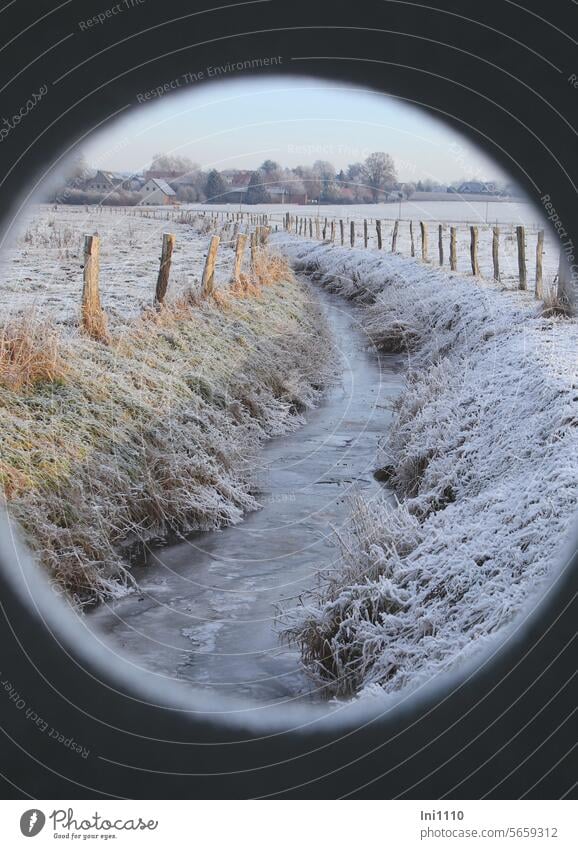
[[1, 263, 332, 604], [273, 234, 578, 699]]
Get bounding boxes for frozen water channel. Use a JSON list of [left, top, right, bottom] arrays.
[[87, 282, 405, 707]]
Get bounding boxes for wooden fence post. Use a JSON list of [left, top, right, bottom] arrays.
[[330, 220, 335, 242], [154, 232, 175, 306], [557, 247, 574, 313], [82, 234, 108, 341], [309, 218, 313, 238], [450, 227, 457, 271], [201, 235, 220, 297], [420, 221, 428, 261], [363, 219, 368, 248], [391, 220, 398, 252], [233, 233, 247, 284], [516, 226, 527, 290], [492, 227, 500, 281], [410, 221, 415, 257], [315, 218, 320, 240], [376, 220, 382, 250], [340, 219, 344, 245], [350, 221, 355, 247], [535, 230, 544, 299], [438, 224, 444, 266], [470, 226, 480, 276], [250, 230, 259, 275]]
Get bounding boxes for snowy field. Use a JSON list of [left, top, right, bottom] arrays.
[[275, 234, 578, 699], [187, 199, 545, 226], [0, 205, 238, 327], [0, 203, 559, 328]]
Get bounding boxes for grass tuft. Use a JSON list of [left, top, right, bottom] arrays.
[[0, 313, 68, 390]]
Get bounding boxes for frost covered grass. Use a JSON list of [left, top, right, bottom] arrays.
[[0, 205, 240, 326], [1, 248, 331, 604], [0, 313, 68, 390], [276, 235, 577, 698]]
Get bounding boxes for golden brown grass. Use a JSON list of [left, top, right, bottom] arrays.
[[0, 313, 68, 391]]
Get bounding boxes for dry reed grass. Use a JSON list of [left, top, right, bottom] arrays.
[[1, 263, 331, 605], [0, 313, 68, 391]]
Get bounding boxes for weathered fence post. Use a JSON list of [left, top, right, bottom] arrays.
[[391, 220, 398, 252], [82, 234, 108, 341], [438, 224, 444, 266], [309, 218, 313, 238], [420, 221, 428, 261], [233, 233, 247, 284], [557, 247, 574, 313], [201, 235, 220, 297], [315, 218, 320, 240], [492, 226, 500, 281], [154, 232, 175, 306], [535, 230, 544, 299], [450, 226, 457, 271], [350, 221, 355, 247], [363, 219, 368, 248], [410, 221, 415, 257], [340, 219, 344, 245], [330, 220, 335, 242], [376, 220, 382, 250], [516, 225, 527, 290], [470, 226, 480, 276]]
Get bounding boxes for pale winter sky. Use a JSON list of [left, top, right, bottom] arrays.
[[80, 75, 508, 183]]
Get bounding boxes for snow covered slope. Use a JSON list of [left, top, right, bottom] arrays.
[[276, 235, 577, 698]]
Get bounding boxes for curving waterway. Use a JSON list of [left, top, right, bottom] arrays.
[[87, 282, 404, 708]]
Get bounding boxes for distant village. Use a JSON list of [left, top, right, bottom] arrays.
[[51, 152, 520, 206]]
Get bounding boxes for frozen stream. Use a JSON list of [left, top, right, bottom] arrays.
[[88, 283, 405, 707]]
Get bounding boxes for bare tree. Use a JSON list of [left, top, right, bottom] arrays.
[[361, 152, 397, 202]]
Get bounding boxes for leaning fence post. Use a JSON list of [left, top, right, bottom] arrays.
[[391, 220, 398, 252], [470, 226, 480, 276], [535, 230, 544, 299], [420, 221, 428, 261], [492, 226, 500, 281], [410, 221, 415, 257], [154, 232, 175, 306], [233, 233, 247, 284], [363, 219, 368, 248], [438, 224, 444, 266], [82, 234, 108, 341], [516, 225, 527, 290], [450, 227, 457, 271], [376, 220, 382, 250], [350, 221, 355, 247], [201, 235, 220, 297]]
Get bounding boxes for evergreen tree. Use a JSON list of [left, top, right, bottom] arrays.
[[205, 169, 228, 202]]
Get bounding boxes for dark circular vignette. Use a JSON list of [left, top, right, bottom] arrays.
[[0, 0, 576, 800]]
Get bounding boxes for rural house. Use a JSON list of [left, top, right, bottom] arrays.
[[138, 178, 178, 205], [456, 181, 498, 195], [83, 170, 127, 192]]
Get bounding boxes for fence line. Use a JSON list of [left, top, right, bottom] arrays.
[[73, 204, 568, 311]]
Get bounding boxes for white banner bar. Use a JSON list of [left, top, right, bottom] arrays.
[[1, 799, 575, 848]]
